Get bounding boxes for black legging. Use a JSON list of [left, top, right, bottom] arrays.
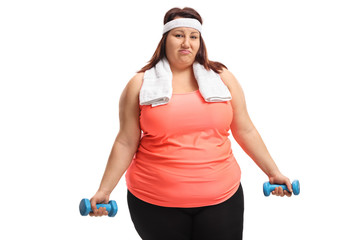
[[127, 184, 244, 240]]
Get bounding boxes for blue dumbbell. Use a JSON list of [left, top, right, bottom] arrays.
[[79, 198, 118, 217], [263, 180, 300, 196]]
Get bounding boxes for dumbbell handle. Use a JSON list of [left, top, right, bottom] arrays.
[[94, 203, 112, 212], [268, 183, 289, 192]]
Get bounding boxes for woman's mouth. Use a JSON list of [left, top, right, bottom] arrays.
[[179, 49, 191, 54]]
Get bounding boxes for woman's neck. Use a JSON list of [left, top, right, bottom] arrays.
[[170, 64, 198, 90], [171, 65, 193, 78]]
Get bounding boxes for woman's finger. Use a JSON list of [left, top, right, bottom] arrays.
[[99, 207, 108, 216], [274, 186, 284, 197], [284, 190, 292, 197]]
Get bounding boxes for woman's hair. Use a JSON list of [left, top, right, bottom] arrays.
[[138, 7, 227, 73]]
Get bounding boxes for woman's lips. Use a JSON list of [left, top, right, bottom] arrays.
[[179, 50, 191, 54]]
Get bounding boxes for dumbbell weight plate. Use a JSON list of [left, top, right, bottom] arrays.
[[79, 198, 91, 216]]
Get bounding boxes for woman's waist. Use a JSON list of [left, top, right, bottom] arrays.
[[128, 153, 239, 182], [125, 155, 241, 207], [136, 141, 233, 162]]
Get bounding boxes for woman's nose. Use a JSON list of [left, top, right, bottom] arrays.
[[181, 37, 190, 48]]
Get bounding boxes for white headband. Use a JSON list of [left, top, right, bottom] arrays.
[[163, 18, 202, 34]]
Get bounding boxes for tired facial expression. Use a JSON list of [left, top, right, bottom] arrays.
[[165, 26, 200, 68]]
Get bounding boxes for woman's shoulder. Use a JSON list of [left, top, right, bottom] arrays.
[[125, 72, 144, 96], [219, 67, 242, 93], [118, 72, 144, 109]]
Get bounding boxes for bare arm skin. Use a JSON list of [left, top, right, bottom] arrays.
[[220, 69, 292, 197], [90, 73, 144, 216]]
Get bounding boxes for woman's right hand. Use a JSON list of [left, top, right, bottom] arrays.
[[89, 190, 111, 217]]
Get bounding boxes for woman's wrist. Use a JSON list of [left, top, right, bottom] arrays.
[[97, 187, 112, 196], [266, 168, 282, 179]]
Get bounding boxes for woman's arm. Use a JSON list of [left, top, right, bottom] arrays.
[[220, 69, 292, 196], [90, 73, 144, 216]]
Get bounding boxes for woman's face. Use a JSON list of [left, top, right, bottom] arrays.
[[165, 25, 200, 69]]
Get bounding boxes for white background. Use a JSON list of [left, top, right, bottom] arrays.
[[1, 0, 359, 239]]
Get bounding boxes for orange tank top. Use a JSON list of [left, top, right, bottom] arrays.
[[125, 89, 241, 208]]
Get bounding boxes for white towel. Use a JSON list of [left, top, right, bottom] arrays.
[[139, 58, 232, 107]]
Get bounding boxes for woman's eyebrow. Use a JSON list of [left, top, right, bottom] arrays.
[[173, 29, 199, 34]]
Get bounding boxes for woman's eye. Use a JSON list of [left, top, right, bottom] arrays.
[[191, 36, 198, 39], [175, 34, 183, 38]]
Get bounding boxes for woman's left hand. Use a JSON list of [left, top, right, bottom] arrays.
[[269, 174, 293, 197]]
